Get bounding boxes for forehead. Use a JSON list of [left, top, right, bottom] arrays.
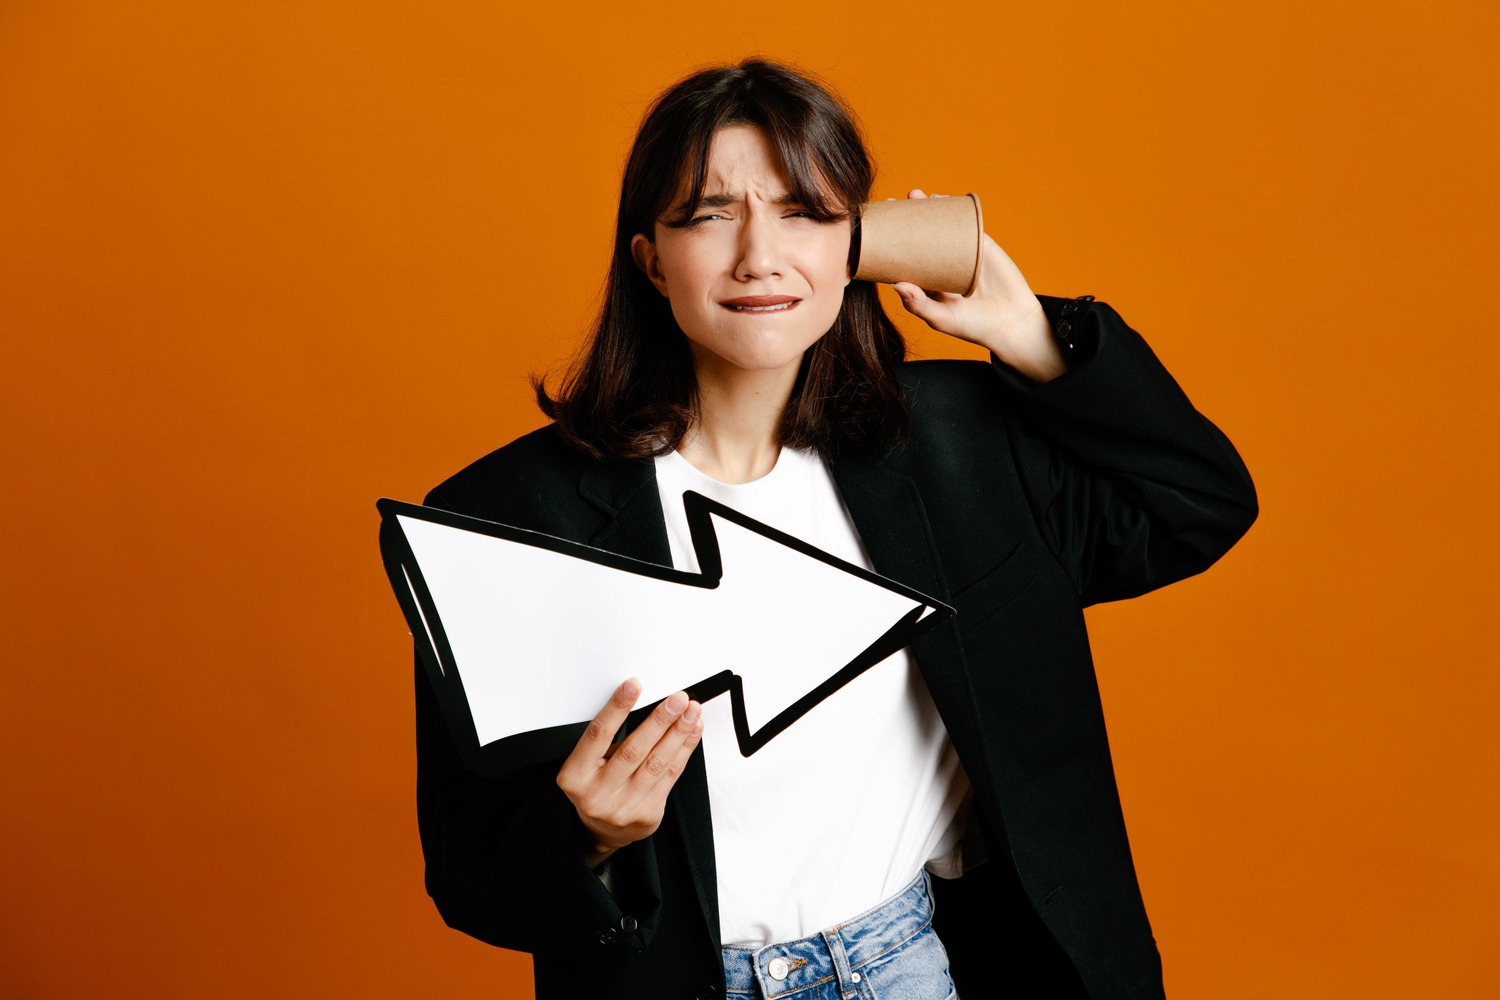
[[708, 125, 792, 179], [697, 125, 789, 193]]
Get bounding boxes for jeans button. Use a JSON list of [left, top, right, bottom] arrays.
[[768, 957, 790, 981]]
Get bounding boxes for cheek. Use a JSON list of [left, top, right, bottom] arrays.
[[817, 288, 848, 329], [807, 277, 849, 337], [823, 240, 855, 287], [818, 230, 855, 284], [654, 237, 703, 288]]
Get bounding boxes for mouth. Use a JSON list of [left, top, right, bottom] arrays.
[[720, 295, 801, 313]]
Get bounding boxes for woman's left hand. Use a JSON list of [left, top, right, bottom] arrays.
[[891, 190, 1066, 383]]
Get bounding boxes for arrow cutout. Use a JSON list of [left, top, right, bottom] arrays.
[[378, 492, 953, 777]]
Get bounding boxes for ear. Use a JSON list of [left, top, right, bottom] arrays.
[[630, 233, 670, 297]]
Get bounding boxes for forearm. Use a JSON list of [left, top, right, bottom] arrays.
[[993, 297, 1257, 601]]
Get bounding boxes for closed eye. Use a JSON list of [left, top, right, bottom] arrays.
[[671, 211, 732, 229], [786, 206, 850, 224]]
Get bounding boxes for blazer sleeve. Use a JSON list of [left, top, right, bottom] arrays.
[[990, 295, 1258, 604], [412, 487, 665, 957]]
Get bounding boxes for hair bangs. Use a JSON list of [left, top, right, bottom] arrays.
[[767, 122, 853, 221], [655, 75, 861, 228]]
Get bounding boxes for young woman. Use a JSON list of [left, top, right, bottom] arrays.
[[414, 59, 1256, 1000]]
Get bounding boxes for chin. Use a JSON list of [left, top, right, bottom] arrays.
[[742, 339, 826, 373], [718, 351, 807, 375], [690, 331, 823, 377]]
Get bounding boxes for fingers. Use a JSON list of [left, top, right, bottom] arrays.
[[635, 698, 704, 790], [893, 280, 955, 326], [567, 677, 642, 766], [892, 281, 921, 306], [603, 690, 691, 780], [651, 695, 702, 779]]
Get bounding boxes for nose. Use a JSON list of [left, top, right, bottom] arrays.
[[735, 209, 783, 281]]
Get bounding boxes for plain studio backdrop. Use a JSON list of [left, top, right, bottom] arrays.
[[2, 1, 1496, 996]]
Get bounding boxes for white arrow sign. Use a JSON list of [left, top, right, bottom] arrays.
[[378, 492, 952, 775]]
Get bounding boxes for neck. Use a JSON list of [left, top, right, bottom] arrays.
[[678, 362, 798, 484]]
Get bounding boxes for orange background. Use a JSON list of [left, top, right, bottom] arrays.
[[3, 1, 1497, 996]]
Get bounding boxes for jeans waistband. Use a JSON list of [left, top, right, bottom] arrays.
[[720, 871, 935, 998]]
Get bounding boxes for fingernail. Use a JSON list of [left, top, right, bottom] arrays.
[[620, 677, 641, 698], [665, 691, 688, 714], [683, 702, 701, 724]]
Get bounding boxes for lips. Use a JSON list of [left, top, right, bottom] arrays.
[[720, 295, 801, 312]]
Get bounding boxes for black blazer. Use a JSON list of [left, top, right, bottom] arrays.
[[414, 296, 1257, 999]]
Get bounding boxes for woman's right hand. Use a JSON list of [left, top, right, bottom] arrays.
[[556, 678, 704, 868]]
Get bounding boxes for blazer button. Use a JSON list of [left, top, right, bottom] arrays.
[[618, 913, 638, 934], [597, 927, 617, 946]]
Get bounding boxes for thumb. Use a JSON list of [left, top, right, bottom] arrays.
[[893, 282, 952, 329]]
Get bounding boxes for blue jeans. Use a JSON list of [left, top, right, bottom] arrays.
[[720, 871, 958, 1000]]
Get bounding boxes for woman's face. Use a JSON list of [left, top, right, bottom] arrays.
[[631, 125, 852, 384]]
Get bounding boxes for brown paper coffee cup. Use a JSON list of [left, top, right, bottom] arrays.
[[854, 193, 984, 295]]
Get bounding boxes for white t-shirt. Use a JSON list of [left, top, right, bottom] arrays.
[[653, 446, 970, 947]]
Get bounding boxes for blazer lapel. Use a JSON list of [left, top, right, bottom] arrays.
[[576, 456, 722, 947], [828, 451, 949, 604], [829, 450, 984, 758], [577, 457, 669, 557]]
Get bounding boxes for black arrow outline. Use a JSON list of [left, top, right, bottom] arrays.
[[377, 491, 954, 776]]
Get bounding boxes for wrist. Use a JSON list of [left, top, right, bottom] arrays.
[[576, 816, 622, 869], [986, 300, 1065, 382]]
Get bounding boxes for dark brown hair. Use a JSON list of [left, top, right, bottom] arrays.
[[535, 58, 909, 459]]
